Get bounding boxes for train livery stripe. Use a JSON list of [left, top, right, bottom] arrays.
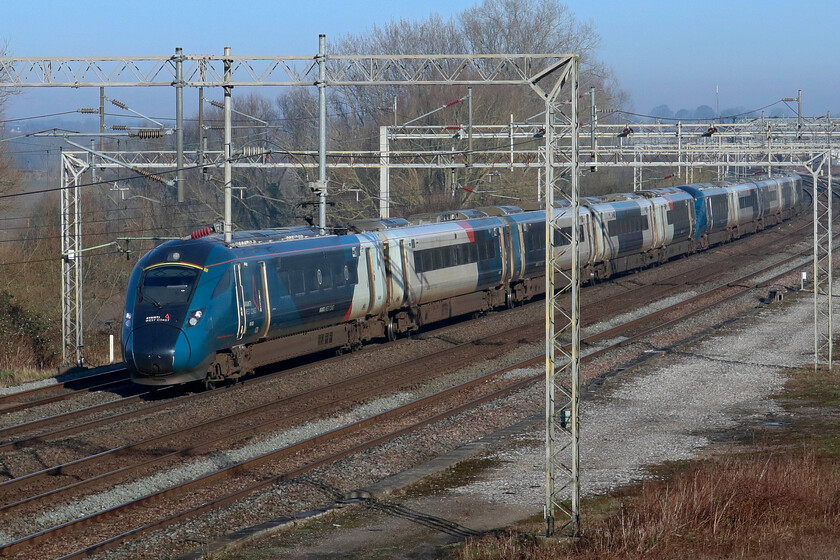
[[143, 262, 208, 272]]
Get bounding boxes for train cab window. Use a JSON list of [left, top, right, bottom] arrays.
[[139, 266, 200, 306], [211, 268, 231, 299]]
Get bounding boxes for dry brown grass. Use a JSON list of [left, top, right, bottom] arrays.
[[457, 450, 840, 560]]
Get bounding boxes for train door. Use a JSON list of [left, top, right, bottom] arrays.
[[234, 261, 270, 341]]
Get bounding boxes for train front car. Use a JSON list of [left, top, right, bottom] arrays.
[[123, 237, 223, 386]]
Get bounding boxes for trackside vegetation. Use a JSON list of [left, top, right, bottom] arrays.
[[452, 366, 840, 560]]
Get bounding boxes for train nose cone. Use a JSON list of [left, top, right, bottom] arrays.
[[127, 324, 191, 375]]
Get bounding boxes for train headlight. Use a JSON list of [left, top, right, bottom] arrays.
[[124, 312, 132, 328], [186, 308, 205, 328]]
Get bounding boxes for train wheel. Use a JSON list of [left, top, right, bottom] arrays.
[[506, 292, 514, 309], [386, 319, 397, 342]]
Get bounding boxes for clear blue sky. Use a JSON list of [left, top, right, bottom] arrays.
[[2, 0, 838, 121]]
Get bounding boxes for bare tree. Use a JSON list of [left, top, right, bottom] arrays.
[[270, 0, 632, 221]]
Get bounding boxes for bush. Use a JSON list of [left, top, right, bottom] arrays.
[[0, 289, 60, 372]]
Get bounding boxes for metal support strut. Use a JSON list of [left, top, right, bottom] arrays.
[[60, 152, 90, 366], [812, 151, 833, 369], [532, 57, 580, 538]]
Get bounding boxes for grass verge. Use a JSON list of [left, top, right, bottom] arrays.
[[452, 366, 840, 560]]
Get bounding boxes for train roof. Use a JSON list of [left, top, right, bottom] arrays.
[[637, 187, 693, 198], [347, 217, 411, 233]]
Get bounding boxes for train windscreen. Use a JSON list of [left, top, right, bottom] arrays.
[[138, 266, 200, 307]]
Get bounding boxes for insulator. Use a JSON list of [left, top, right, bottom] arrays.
[[132, 167, 167, 184], [191, 226, 213, 239], [109, 98, 129, 110], [78, 108, 99, 114], [111, 125, 128, 131], [209, 100, 224, 109], [129, 129, 164, 139], [242, 146, 269, 157], [209, 125, 225, 130]]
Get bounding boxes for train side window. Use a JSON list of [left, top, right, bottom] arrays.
[[333, 265, 345, 288], [529, 228, 545, 254], [305, 268, 320, 292], [739, 193, 757, 209], [290, 270, 305, 295], [478, 240, 489, 261], [277, 270, 288, 291], [211, 268, 231, 299], [320, 267, 333, 290], [458, 243, 470, 265], [432, 248, 443, 269], [554, 227, 573, 246]]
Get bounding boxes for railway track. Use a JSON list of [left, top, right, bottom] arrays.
[[0, 180, 829, 558], [0, 179, 822, 421], [0, 209, 812, 464], [0, 365, 130, 416], [0, 215, 821, 559], [0, 200, 814, 444]]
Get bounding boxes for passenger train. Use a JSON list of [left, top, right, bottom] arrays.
[[123, 175, 803, 387]]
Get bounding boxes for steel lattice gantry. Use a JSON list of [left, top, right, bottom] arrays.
[[528, 57, 581, 537], [1, 50, 583, 536], [0, 53, 573, 88], [59, 153, 89, 366], [810, 152, 834, 368]]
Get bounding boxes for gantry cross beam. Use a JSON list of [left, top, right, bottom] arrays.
[[0, 53, 570, 87]]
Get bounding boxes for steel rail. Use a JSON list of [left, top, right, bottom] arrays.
[[0, 204, 815, 453], [0, 323, 533, 509], [2, 361, 539, 557], [0, 366, 128, 414], [7, 228, 820, 559], [0, 215, 818, 513]]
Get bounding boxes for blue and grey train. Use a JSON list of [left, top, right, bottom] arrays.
[[123, 175, 803, 387]]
